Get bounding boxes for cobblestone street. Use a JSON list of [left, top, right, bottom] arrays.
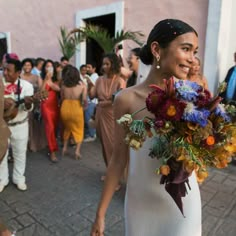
[[0, 140, 236, 236]]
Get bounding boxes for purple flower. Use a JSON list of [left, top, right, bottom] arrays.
[[214, 104, 231, 122], [183, 107, 210, 127], [175, 80, 201, 102]]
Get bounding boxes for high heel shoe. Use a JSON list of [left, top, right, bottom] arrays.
[[49, 153, 58, 163], [75, 153, 82, 160]]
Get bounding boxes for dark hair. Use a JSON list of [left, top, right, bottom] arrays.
[[80, 64, 87, 70], [102, 53, 121, 75], [22, 58, 34, 68], [54, 61, 61, 68], [41, 59, 57, 82], [140, 19, 198, 65], [60, 56, 69, 62], [86, 61, 97, 69], [6, 58, 22, 72], [35, 57, 45, 66], [62, 65, 81, 87], [131, 47, 141, 57]]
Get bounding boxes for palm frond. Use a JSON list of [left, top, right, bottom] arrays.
[[73, 24, 145, 53], [58, 26, 84, 59]]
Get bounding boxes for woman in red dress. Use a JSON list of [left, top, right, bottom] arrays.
[[41, 60, 60, 162]]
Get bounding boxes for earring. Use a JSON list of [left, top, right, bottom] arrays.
[[156, 55, 160, 69]]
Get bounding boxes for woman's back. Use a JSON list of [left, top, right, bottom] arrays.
[[62, 84, 84, 100]]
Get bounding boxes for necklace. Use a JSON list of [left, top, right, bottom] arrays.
[[104, 75, 116, 100]]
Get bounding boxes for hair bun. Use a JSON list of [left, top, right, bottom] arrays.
[[139, 44, 153, 65]]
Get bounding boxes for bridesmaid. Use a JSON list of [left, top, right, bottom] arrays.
[[41, 60, 60, 163], [88, 53, 125, 180], [60, 65, 87, 159], [21, 58, 47, 152], [187, 57, 209, 90]]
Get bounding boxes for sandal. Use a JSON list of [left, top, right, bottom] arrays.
[[75, 153, 82, 160]]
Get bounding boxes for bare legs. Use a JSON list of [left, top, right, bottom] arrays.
[[75, 142, 82, 160], [62, 139, 82, 160]]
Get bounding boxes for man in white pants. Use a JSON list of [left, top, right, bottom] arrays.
[[0, 53, 34, 192]]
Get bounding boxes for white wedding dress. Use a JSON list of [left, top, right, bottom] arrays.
[[125, 138, 202, 236]]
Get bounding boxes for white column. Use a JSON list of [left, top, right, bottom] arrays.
[[203, 0, 235, 94]]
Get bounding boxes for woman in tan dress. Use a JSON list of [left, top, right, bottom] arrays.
[[88, 53, 125, 180], [21, 58, 47, 152]]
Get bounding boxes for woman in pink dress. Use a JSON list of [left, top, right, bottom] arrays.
[[41, 60, 60, 163], [88, 53, 125, 179]]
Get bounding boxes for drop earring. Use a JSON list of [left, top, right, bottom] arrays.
[[156, 55, 160, 69]]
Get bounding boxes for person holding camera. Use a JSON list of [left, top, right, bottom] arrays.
[[41, 60, 60, 163]]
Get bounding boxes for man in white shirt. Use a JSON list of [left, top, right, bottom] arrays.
[[0, 53, 34, 192], [84, 62, 99, 142]]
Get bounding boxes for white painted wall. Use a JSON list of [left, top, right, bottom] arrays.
[[204, 0, 236, 94]]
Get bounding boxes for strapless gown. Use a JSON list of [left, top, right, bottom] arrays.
[[125, 138, 202, 236]]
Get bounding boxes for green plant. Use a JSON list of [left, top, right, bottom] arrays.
[[58, 26, 83, 60], [70, 24, 144, 53]]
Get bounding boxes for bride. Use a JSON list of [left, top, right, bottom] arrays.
[[91, 19, 202, 236]]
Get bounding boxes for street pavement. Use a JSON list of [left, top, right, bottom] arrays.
[[0, 139, 236, 236]]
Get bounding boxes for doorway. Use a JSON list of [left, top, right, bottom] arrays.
[[85, 13, 115, 74], [75, 1, 124, 69]]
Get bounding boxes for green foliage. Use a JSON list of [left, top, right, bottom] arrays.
[[71, 24, 144, 53], [58, 26, 83, 59]]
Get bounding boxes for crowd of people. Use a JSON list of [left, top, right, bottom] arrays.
[[2, 17, 235, 236]]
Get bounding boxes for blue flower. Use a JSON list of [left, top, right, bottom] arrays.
[[183, 107, 210, 127], [175, 80, 200, 102], [214, 104, 231, 122]]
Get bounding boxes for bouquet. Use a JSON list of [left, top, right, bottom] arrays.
[[117, 77, 236, 215]]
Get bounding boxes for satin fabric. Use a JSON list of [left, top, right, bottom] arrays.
[[41, 84, 59, 152]]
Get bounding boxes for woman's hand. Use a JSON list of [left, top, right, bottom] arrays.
[[90, 216, 105, 236]]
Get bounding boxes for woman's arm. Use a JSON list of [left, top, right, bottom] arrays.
[[88, 77, 98, 99], [91, 91, 131, 236], [82, 83, 87, 103]]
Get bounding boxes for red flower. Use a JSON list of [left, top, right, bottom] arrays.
[[146, 87, 165, 114], [160, 98, 186, 121], [196, 88, 211, 107]]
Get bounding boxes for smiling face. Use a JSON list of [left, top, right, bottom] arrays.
[[3, 63, 21, 83], [188, 58, 200, 75], [157, 32, 198, 79], [23, 62, 33, 73]]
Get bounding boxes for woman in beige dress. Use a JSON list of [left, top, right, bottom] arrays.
[[88, 53, 125, 180], [21, 58, 47, 152]]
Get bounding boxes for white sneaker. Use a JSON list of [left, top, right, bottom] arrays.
[[16, 183, 27, 191], [0, 181, 9, 193], [84, 136, 96, 142]]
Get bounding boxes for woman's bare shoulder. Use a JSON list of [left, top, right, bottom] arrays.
[[114, 85, 144, 114]]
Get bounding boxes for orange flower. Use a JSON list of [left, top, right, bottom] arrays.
[[184, 160, 195, 173], [160, 165, 170, 176], [196, 169, 208, 183], [206, 135, 215, 146], [166, 105, 176, 117]]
